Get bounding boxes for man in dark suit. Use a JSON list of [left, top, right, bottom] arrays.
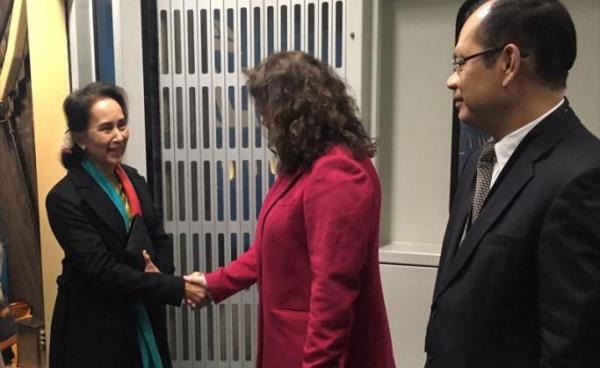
[[425, 1, 600, 367]]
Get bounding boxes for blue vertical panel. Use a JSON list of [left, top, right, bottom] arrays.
[[94, 0, 115, 83]]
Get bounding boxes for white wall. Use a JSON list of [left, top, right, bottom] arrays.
[[377, 3, 459, 365], [378, 0, 459, 255], [113, 0, 147, 178], [381, 264, 437, 368]]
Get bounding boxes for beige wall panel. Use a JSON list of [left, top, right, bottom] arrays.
[[27, 0, 70, 358]]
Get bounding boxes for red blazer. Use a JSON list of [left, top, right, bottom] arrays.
[[206, 146, 395, 368]]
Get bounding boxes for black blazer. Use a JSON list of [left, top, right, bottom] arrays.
[[46, 164, 184, 368], [426, 102, 600, 368]]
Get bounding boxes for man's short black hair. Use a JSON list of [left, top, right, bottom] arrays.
[[464, 0, 576, 90]]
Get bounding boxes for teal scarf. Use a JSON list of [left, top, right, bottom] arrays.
[[81, 159, 164, 368]]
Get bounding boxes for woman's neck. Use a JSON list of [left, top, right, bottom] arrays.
[[86, 157, 115, 176]]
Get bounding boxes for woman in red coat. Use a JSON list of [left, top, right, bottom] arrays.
[[187, 51, 396, 368]]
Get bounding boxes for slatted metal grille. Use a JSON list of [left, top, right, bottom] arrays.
[[156, 1, 347, 365]]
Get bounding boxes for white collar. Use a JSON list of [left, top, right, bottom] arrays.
[[493, 98, 565, 170]]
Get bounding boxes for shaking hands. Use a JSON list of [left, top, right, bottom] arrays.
[[143, 249, 212, 309], [183, 272, 212, 309]]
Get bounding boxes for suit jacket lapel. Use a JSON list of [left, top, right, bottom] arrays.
[[434, 152, 534, 301], [436, 152, 477, 278], [434, 101, 580, 303], [68, 165, 127, 239]]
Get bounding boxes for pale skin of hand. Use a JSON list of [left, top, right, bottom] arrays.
[[143, 250, 160, 273], [143, 250, 212, 308], [183, 272, 212, 308]]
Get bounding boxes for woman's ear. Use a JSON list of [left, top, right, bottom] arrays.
[[71, 132, 86, 150]]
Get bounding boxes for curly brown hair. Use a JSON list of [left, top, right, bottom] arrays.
[[245, 50, 376, 175]]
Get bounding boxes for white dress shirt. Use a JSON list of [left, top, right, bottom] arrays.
[[490, 98, 565, 186]]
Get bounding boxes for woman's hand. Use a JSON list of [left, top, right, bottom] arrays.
[[143, 249, 160, 273], [184, 272, 212, 308]]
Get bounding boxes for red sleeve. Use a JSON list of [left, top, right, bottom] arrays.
[[301, 155, 377, 367], [205, 176, 285, 302], [204, 243, 258, 303]]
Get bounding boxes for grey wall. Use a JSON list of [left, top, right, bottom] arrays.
[[378, 0, 459, 251]]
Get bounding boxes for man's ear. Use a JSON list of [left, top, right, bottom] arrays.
[[500, 44, 523, 87]]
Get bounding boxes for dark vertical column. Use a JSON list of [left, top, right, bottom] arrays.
[[141, 0, 162, 209]]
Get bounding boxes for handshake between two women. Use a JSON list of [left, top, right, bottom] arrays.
[[143, 249, 211, 309]]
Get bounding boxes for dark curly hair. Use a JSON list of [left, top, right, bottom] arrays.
[[61, 82, 128, 169], [245, 51, 376, 175]]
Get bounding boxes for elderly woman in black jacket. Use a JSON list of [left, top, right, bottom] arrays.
[[46, 82, 206, 368]]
